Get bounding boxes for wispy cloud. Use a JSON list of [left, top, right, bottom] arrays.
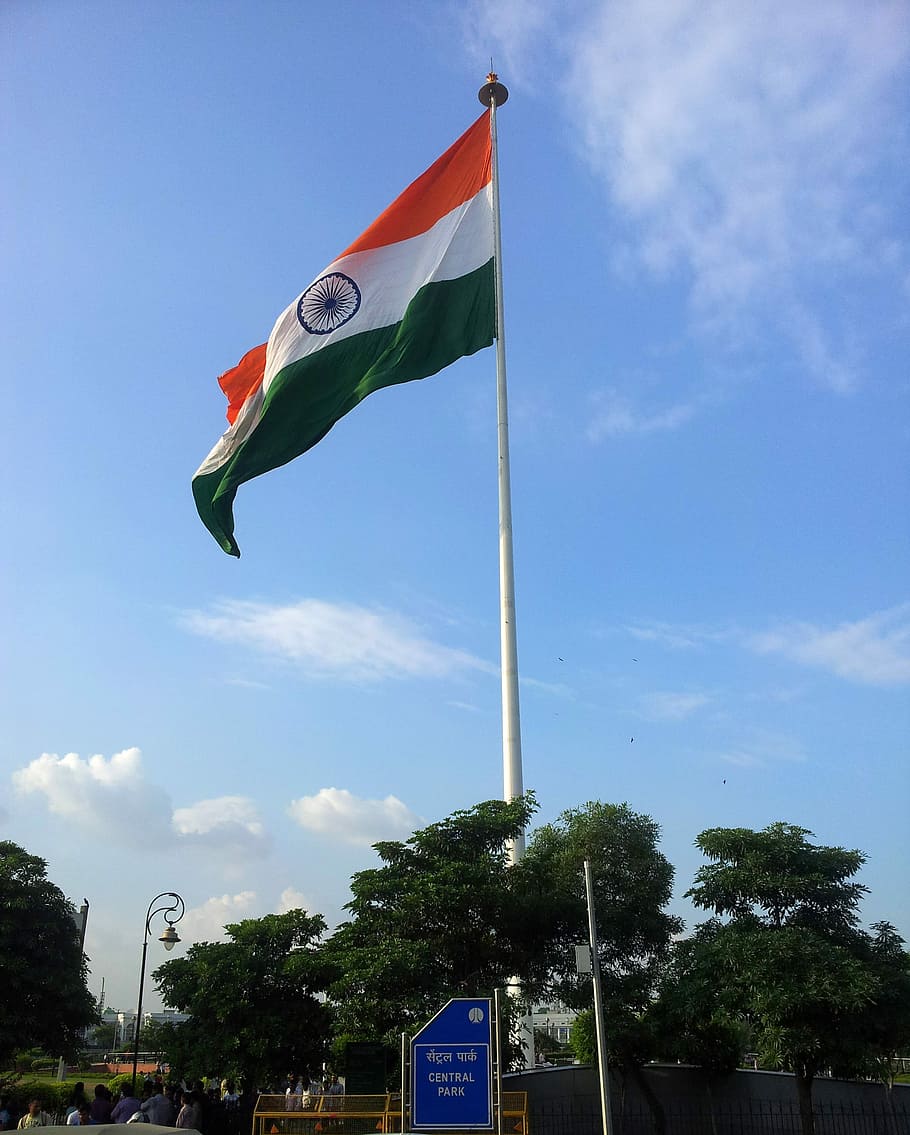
[[625, 620, 728, 651], [747, 604, 910, 687], [11, 748, 270, 857], [520, 675, 576, 699], [624, 605, 910, 687], [641, 691, 711, 721], [718, 730, 808, 769], [474, 0, 909, 391], [587, 388, 698, 440], [224, 676, 271, 690], [182, 598, 493, 683], [288, 787, 422, 847], [447, 700, 481, 713]]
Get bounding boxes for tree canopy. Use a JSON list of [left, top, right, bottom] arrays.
[[324, 795, 541, 1054], [0, 840, 97, 1066], [521, 801, 682, 1013], [153, 909, 332, 1089], [684, 822, 893, 1135], [522, 803, 682, 1132], [56, 801, 904, 1125]]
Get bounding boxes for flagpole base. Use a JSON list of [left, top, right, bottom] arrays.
[[478, 73, 509, 107]]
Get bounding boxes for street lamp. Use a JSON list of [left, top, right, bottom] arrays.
[[132, 891, 185, 1093]]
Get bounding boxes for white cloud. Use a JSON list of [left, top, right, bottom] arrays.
[[172, 796, 269, 856], [179, 892, 258, 943], [11, 749, 269, 857], [748, 605, 910, 687], [11, 747, 171, 843], [276, 886, 311, 914], [288, 787, 422, 847], [460, 0, 555, 87], [587, 389, 697, 440], [182, 598, 493, 683], [475, 0, 910, 391], [642, 691, 711, 720]]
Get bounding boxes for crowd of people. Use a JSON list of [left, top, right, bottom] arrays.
[[0, 1068, 352, 1131], [282, 1073, 344, 1111], [0, 1075, 245, 1131]]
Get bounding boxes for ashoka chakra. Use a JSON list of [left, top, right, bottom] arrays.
[[297, 272, 362, 335]]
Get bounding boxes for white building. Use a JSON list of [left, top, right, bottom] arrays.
[[531, 1005, 578, 1048], [89, 1008, 189, 1050]]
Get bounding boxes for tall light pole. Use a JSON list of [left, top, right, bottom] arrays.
[[132, 891, 185, 1093], [584, 861, 614, 1135]]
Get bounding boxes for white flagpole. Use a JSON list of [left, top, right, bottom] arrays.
[[479, 73, 535, 1070], [479, 72, 525, 864]]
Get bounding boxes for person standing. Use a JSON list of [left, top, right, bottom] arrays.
[[111, 1088, 141, 1124], [17, 1102, 50, 1129], [141, 1085, 175, 1126], [176, 1090, 202, 1130], [89, 1087, 112, 1125]]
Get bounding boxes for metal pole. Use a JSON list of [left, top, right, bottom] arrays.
[[493, 989, 503, 1135], [131, 934, 150, 1094], [400, 1032, 407, 1134], [132, 891, 185, 1094], [478, 72, 523, 863], [584, 860, 614, 1135]]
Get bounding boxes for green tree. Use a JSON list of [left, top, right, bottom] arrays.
[[685, 823, 881, 1135], [89, 1022, 116, 1050], [569, 1008, 596, 1064], [650, 924, 757, 1135], [0, 841, 97, 1066], [520, 802, 683, 1134], [324, 795, 542, 1060], [830, 921, 910, 1122], [652, 925, 748, 1079], [137, 1017, 172, 1057], [521, 802, 682, 1007], [154, 909, 332, 1089], [865, 923, 910, 1094]]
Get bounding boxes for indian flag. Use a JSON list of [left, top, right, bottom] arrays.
[[193, 111, 495, 556]]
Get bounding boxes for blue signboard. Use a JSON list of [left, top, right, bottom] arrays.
[[411, 997, 493, 1130]]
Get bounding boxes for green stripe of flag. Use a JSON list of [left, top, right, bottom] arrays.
[[193, 259, 495, 556]]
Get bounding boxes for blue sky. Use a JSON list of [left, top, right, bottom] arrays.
[[3, 0, 908, 1014]]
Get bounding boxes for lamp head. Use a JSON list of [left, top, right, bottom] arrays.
[[159, 926, 180, 952]]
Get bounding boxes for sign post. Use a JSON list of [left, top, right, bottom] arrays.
[[411, 997, 493, 1130]]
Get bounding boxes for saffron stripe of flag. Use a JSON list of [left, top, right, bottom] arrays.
[[193, 111, 495, 556]]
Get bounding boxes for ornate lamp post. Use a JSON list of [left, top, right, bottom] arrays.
[[132, 891, 185, 1093]]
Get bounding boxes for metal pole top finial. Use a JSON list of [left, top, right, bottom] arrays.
[[478, 72, 509, 108]]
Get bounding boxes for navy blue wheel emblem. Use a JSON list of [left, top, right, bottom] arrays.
[[297, 272, 361, 335]]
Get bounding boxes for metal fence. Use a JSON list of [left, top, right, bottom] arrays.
[[251, 1091, 530, 1135], [531, 1095, 910, 1135]]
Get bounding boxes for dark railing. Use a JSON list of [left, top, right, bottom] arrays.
[[531, 1095, 910, 1135]]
